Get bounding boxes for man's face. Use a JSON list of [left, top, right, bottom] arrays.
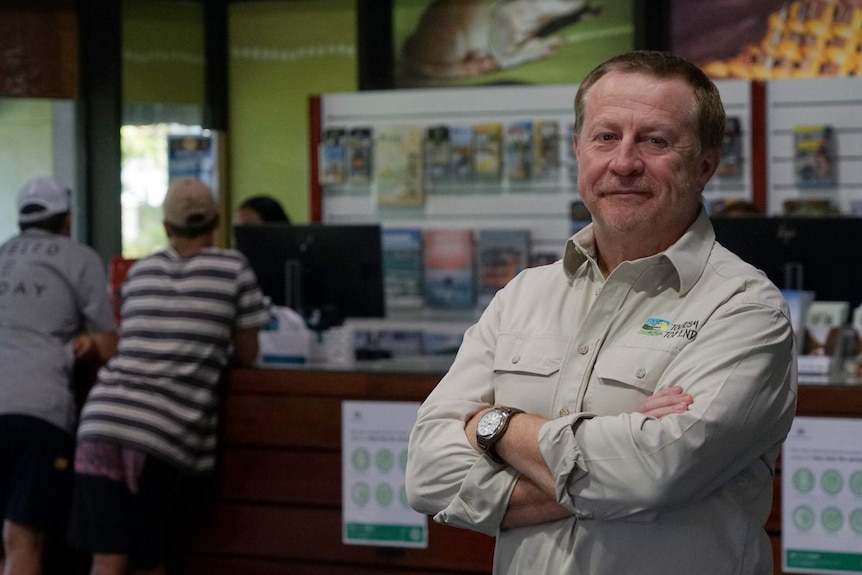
[[574, 71, 719, 249]]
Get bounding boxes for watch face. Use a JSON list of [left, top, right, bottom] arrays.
[[477, 410, 505, 438]]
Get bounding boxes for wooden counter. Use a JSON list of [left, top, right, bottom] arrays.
[[177, 365, 862, 575]]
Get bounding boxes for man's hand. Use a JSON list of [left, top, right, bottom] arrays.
[[637, 385, 693, 419], [74, 332, 118, 363], [74, 333, 95, 359]]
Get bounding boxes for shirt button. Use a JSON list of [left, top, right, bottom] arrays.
[[578, 344, 589, 355], [559, 408, 570, 416], [594, 288, 600, 296], [512, 355, 520, 364], [636, 368, 647, 378]]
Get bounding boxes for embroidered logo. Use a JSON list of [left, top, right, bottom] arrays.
[[640, 318, 700, 340], [663, 320, 700, 341], [639, 318, 670, 336]]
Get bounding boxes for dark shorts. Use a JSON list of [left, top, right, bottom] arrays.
[[67, 440, 185, 570], [0, 414, 75, 529]]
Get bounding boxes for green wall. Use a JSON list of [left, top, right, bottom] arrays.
[[123, 0, 204, 106], [229, 0, 357, 224]]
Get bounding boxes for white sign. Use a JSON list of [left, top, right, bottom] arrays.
[[342, 400, 427, 548], [783, 416, 862, 574]]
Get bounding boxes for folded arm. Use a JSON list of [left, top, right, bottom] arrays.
[[407, 276, 796, 533], [467, 386, 693, 528], [538, 306, 795, 520]]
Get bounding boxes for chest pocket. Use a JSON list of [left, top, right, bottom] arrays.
[[587, 345, 678, 415], [593, 345, 676, 393], [492, 333, 568, 413]]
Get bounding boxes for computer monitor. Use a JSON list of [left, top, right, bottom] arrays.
[[710, 216, 862, 310], [234, 223, 385, 327]]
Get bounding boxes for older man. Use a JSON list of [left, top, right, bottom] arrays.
[[406, 51, 797, 574]]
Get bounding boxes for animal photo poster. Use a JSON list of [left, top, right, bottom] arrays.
[[393, 0, 635, 88]]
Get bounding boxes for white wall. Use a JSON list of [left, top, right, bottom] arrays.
[[766, 77, 862, 215]]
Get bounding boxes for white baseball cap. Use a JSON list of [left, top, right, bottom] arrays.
[[17, 176, 72, 224]]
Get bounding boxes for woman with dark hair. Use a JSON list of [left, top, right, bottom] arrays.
[[235, 195, 290, 224]]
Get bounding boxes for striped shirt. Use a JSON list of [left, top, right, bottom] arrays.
[[77, 247, 268, 474]]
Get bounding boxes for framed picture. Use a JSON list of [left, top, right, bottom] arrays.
[[379, 0, 637, 89]]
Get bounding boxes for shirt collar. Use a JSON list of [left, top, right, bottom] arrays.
[[562, 206, 715, 295], [563, 224, 595, 281], [663, 207, 715, 294]]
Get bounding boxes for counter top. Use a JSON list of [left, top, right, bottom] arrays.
[[254, 354, 458, 375]]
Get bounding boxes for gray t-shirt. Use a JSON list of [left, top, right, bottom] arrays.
[[0, 228, 116, 433]]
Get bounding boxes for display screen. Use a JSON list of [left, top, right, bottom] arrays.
[[234, 223, 385, 327], [711, 216, 862, 310]]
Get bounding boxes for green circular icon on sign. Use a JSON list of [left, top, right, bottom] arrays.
[[821, 507, 844, 533], [793, 468, 815, 493], [399, 449, 409, 471], [376, 483, 394, 506], [849, 471, 862, 496], [352, 448, 371, 471], [793, 506, 816, 531], [352, 482, 370, 506], [376, 449, 394, 472], [850, 509, 862, 534], [821, 469, 843, 494]]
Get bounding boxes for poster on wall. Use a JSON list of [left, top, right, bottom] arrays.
[[393, 0, 634, 88], [167, 134, 218, 195], [793, 124, 837, 189], [342, 400, 428, 548], [782, 416, 862, 574]]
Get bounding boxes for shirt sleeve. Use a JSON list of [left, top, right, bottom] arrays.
[[406, 294, 518, 535], [234, 257, 269, 330], [539, 297, 797, 520]]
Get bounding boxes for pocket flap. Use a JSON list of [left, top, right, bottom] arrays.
[[594, 345, 672, 393], [493, 333, 566, 376]]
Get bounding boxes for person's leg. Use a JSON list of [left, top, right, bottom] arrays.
[[129, 456, 177, 575], [67, 441, 138, 575], [2, 520, 43, 575], [1, 417, 75, 575], [89, 553, 128, 575]]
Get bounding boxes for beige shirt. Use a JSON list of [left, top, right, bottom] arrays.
[[406, 208, 798, 575]]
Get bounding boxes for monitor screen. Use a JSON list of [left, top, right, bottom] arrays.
[[710, 216, 862, 310], [234, 223, 385, 327]]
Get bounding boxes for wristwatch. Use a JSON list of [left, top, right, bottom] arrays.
[[476, 406, 524, 463]]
